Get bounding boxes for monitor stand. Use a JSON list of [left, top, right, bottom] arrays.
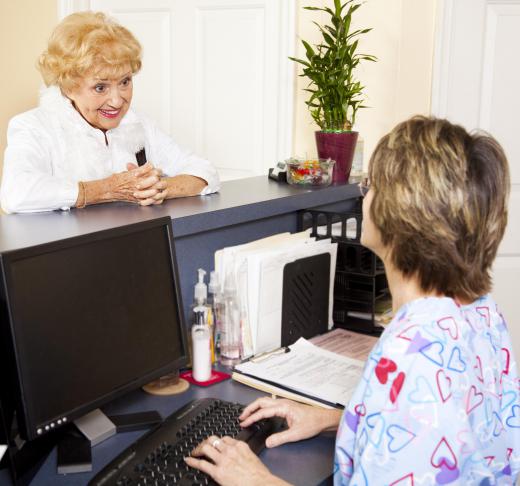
[[74, 408, 117, 447], [142, 370, 190, 395], [58, 408, 163, 476], [74, 408, 164, 446], [56, 427, 92, 475], [0, 400, 163, 483]]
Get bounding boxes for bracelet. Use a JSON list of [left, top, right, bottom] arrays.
[[76, 181, 87, 209]]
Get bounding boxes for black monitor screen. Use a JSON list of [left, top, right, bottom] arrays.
[[1, 217, 187, 440]]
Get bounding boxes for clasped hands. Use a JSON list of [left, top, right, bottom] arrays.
[[110, 162, 168, 206]]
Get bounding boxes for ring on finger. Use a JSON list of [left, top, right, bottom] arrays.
[[211, 438, 221, 449]]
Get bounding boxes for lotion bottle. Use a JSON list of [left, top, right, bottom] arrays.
[[191, 311, 211, 382], [190, 269, 212, 381]]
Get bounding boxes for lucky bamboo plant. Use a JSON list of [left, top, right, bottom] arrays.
[[290, 0, 376, 131]]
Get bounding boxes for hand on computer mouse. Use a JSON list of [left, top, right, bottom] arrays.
[[239, 397, 342, 448], [185, 435, 290, 486]]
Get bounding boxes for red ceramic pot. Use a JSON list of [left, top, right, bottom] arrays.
[[315, 131, 359, 184]]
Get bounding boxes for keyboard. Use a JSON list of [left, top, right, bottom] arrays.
[[89, 398, 286, 486]]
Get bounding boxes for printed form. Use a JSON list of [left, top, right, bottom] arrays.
[[236, 338, 365, 406]]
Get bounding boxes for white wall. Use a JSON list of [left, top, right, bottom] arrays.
[[292, 0, 438, 167], [0, 1, 437, 182], [0, 0, 57, 181]]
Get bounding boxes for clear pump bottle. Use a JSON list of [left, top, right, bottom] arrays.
[[219, 280, 241, 366]]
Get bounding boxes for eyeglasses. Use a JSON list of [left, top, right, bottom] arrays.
[[358, 178, 370, 197]]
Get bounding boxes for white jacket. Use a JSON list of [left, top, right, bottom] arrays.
[[0, 86, 220, 213]]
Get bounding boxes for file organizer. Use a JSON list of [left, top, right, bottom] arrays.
[[281, 253, 331, 346], [298, 203, 388, 335]]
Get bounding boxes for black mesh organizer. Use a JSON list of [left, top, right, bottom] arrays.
[[298, 202, 388, 336]]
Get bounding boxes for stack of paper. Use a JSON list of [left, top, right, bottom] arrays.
[[215, 231, 337, 358], [347, 294, 393, 326]]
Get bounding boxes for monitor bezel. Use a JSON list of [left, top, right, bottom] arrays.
[[0, 216, 189, 441]]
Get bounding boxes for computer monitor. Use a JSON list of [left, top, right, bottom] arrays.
[[0, 216, 188, 443]]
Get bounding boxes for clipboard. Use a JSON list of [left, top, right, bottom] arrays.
[[234, 338, 364, 407]]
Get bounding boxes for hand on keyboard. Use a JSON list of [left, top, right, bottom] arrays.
[[239, 397, 342, 448], [89, 398, 288, 486], [185, 435, 288, 486]]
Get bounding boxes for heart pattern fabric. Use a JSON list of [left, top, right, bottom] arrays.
[[333, 295, 519, 485]]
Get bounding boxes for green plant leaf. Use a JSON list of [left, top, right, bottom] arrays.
[[303, 6, 326, 12], [301, 40, 315, 61], [292, 0, 376, 129], [288, 56, 311, 68], [348, 3, 361, 15], [322, 32, 335, 46]]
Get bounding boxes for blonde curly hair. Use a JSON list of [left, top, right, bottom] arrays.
[[38, 11, 142, 91]]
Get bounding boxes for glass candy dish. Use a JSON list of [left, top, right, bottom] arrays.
[[285, 158, 335, 187]]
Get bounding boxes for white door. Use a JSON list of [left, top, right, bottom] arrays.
[[59, 0, 295, 181], [432, 0, 520, 355]]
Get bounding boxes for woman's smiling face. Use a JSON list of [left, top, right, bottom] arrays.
[[65, 68, 133, 131]]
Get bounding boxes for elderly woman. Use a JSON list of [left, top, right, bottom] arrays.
[[186, 116, 520, 485], [0, 11, 219, 213]]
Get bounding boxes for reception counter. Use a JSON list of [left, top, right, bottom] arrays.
[[0, 176, 363, 485], [0, 176, 360, 326]]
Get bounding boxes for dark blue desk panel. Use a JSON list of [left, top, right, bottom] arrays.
[[0, 378, 336, 486], [0, 176, 359, 328]]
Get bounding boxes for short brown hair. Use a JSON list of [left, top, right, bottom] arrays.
[[368, 116, 510, 302], [38, 11, 142, 92]]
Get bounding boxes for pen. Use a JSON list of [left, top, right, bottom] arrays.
[[250, 346, 290, 363]]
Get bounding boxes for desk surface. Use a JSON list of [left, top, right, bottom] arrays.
[[0, 377, 336, 486], [0, 176, 359, 252]]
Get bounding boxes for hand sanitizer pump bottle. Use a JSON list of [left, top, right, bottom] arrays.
[[191, 269, 211, 382], [219, 280, 241, 366], [191, 268, 208, 326]]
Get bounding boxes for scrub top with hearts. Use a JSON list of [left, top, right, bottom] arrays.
[[334, 295, 520, 485]]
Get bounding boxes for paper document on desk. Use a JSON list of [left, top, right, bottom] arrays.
[[235, 338, 364, 406], [310, 328, 378, 362], [231, 372, 335, 409]]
